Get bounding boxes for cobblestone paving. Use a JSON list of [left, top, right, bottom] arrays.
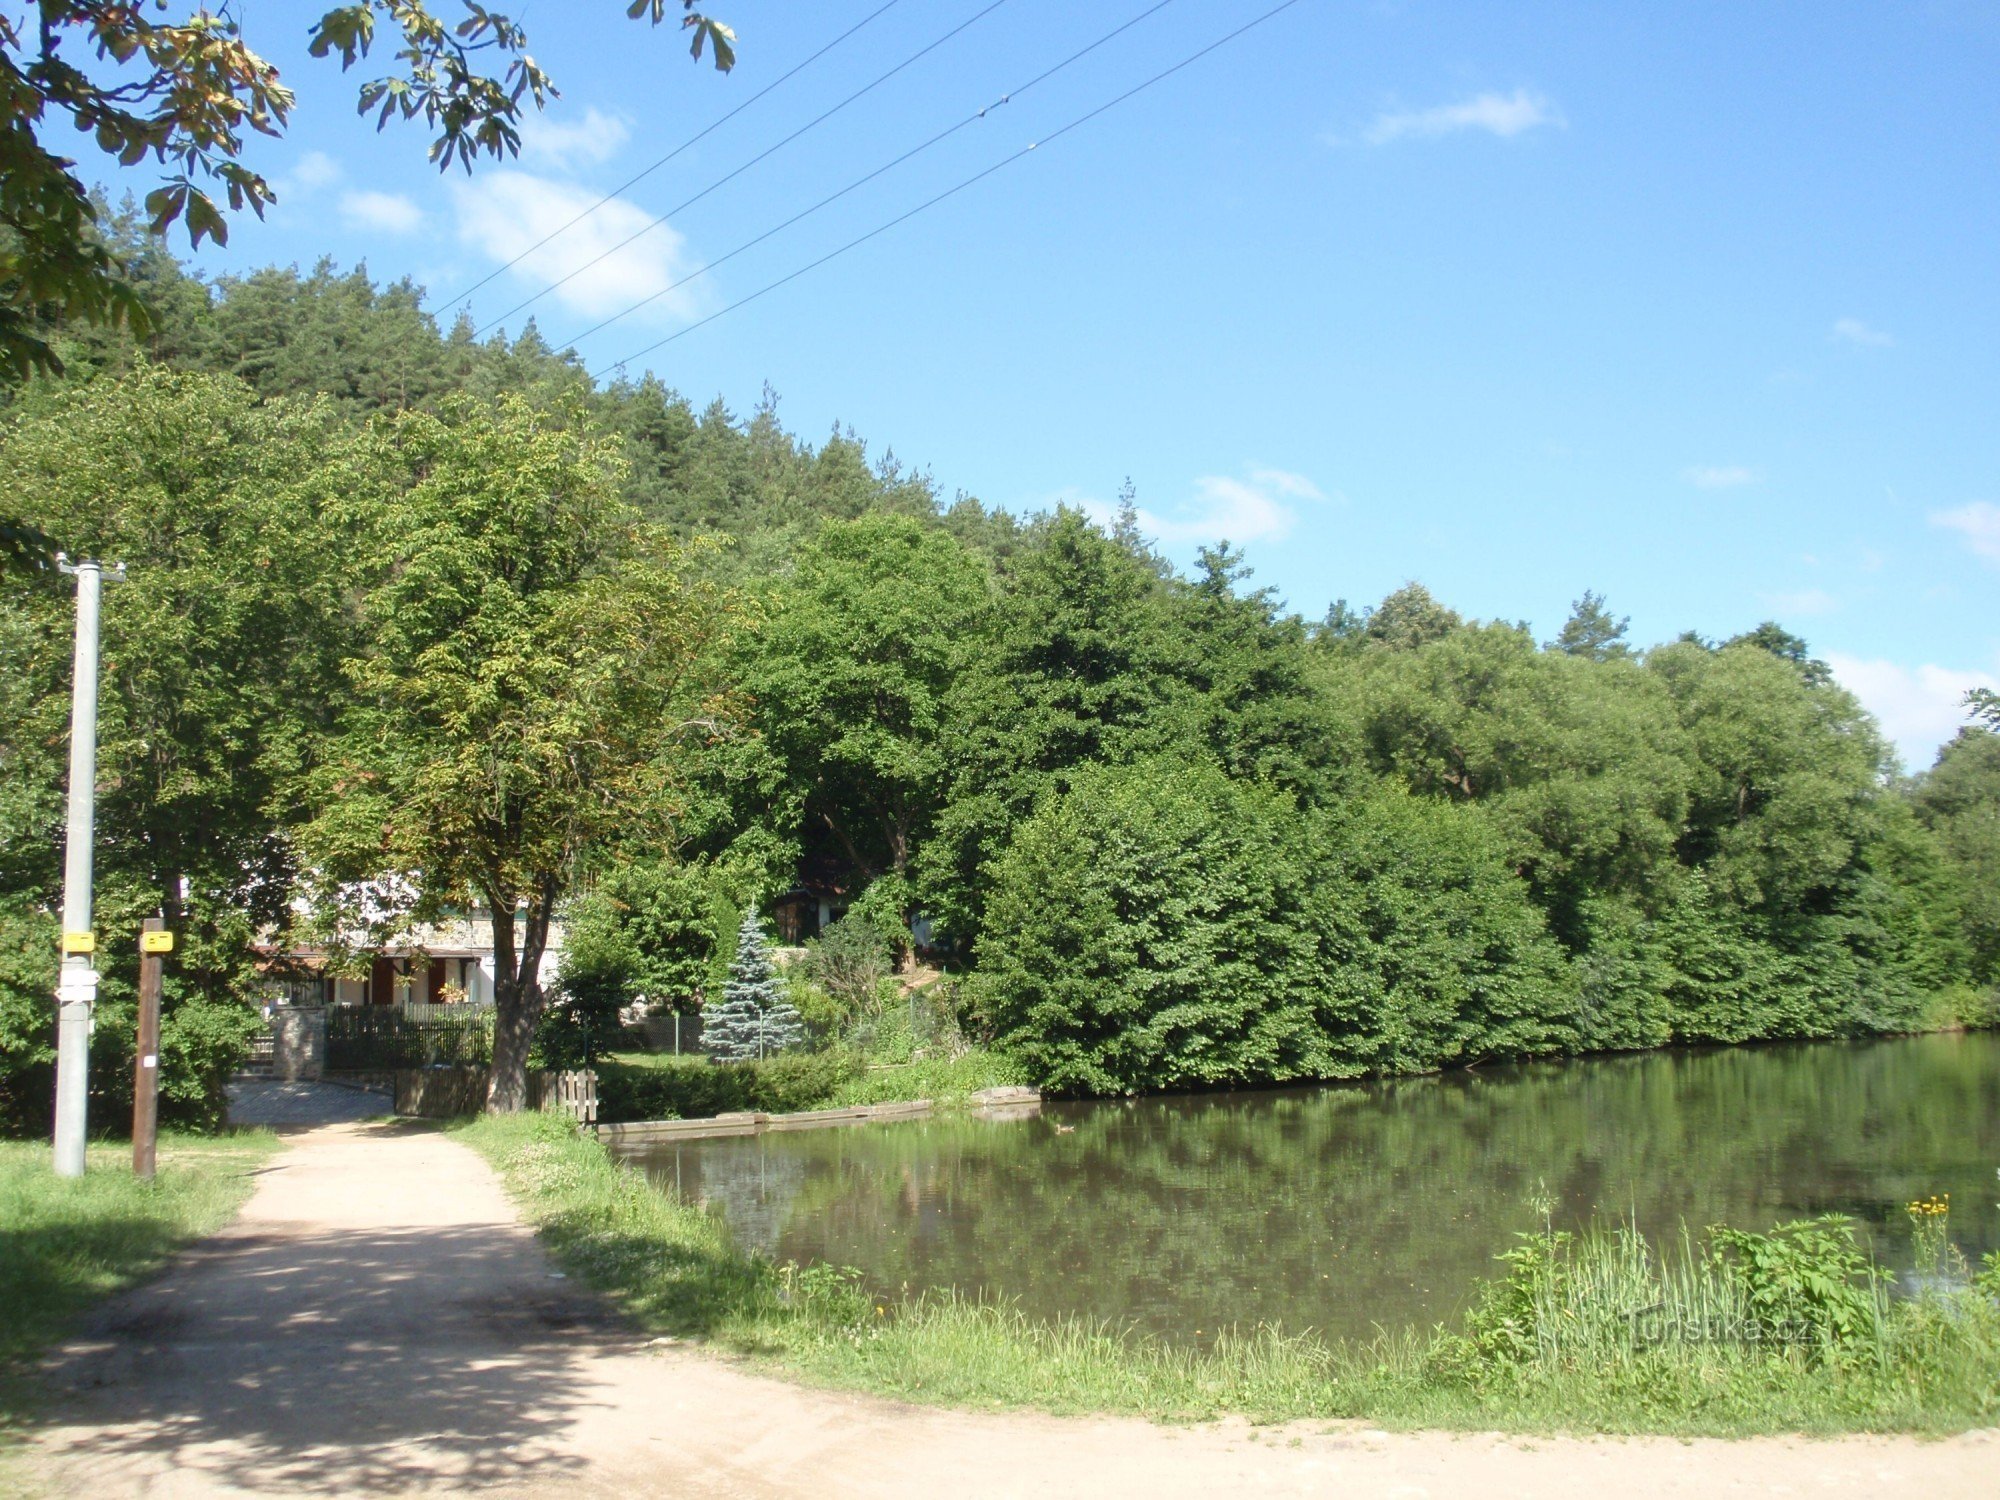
[[226, 1078, 391, 1128]]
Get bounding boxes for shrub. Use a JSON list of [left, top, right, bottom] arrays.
[[533, 974, 629, 1067], [976, 762, 1580, 1094], [557, 857, 751, 1013], [595, 1050, 862, 1123], [1454, 1209, 1894, 1384], [1308, 789, 1582, 1073], [845, 977, 967, 1065], [975, 758, 1329, 1095], [781, 966, 845, 1036], [152, 995, 265, 1132], [806, 914, 894, 1012], [1708, 1216, 1885, 1357], [0, 904, 58, 1136]]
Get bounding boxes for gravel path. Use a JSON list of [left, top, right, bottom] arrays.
[[18, 1122, 1996, 1498]]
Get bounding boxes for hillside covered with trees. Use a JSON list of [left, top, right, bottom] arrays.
[[3, 231, 1997, 1121]]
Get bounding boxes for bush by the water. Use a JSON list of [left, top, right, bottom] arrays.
[[974, 763, 1578, 1094], [595, 1051, 862, 1123], [975, 740, 1990, 1096]]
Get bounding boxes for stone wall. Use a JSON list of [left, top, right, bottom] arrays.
[[270, 1007, 326, 1082]]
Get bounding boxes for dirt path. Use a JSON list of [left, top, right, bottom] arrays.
[[19, 1122, 1996, 1498]]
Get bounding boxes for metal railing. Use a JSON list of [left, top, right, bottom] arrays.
[[399, 999, 496, 1023]]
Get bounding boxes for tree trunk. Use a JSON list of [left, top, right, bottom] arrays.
[[484, 884, 555, 1113], [487, 971, 543, 1113]]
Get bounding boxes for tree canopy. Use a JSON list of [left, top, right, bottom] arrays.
[[296, 392, 741, 1108], [3, 255, 1997, 1124]]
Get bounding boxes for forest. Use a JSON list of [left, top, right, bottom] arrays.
[[3, 218, 1999, 1125]]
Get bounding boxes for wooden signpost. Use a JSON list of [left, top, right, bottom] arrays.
[[133, 917, 171, 1180]]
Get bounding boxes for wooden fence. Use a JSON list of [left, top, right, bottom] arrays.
[[544, 1068, 598, 1125], [393, 1066, 596, 1123]]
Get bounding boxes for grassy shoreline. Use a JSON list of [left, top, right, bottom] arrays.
[[461, 1111, 2000, 1438]]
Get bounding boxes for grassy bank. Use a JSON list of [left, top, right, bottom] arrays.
[[819, 1049, 1029, 1108], [0, 1131, 279, 1435], [462, 1111, 2000, 1437]]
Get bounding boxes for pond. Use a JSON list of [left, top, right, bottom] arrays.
[[612, 1032, 2000, 1344]]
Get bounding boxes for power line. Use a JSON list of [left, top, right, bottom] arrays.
[[473, 0, 1015, 339], [441, 0, 904, 315], [599, 0, 1307, 378], [561, 0, 1181, 349]]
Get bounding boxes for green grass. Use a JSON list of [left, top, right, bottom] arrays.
[[461, 1110, 2000, 1437], [0, 1134, 279, 1408], [820, 1048, 1029, 1108]]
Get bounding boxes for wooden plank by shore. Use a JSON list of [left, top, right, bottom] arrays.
[[595, 1086, 1041, 1144]]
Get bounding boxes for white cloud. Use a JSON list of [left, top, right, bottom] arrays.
[[1932, 501, 2000, 565], [1069, 467, 1327, 546], [1685, 464, 1757, 490], [1831, 317, 1893, 348], [521, 107, 631, 168], [340, 190, 423, 235], [1364, 89, 1564, 145], [1761, 588, 1838, 617], [292, 151, 344, 191], [1826, 653, 2000, 770], [450, 169, 707, 326], [1245, 466, 1325, 500]]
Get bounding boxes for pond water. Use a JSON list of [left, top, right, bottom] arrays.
[[613, 1032, 2000, 1344]]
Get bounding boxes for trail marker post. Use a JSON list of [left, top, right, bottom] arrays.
[[133, 919, 171, 1180]]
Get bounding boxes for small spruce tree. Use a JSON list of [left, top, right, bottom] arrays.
[[704, 907, 807, 1062]]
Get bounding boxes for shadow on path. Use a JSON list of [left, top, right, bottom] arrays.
[[27, 1130, 637, 1495], [227, 1080, 392, 1130]]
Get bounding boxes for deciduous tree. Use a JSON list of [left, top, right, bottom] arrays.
[[300, 393, 741, 1110], [745, 514, 990, 887]]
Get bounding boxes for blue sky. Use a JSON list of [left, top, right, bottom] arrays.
[[109, 1, 2000, 767]]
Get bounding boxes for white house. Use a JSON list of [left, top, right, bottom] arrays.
[[264, 908, 565, 1013]]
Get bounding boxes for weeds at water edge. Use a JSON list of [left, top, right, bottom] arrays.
[[459, 1112, 2000, 1437]]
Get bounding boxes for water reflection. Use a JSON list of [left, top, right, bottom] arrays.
[[613, 1033, 2000, 1343]]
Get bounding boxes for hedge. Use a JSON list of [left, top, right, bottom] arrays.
[[594, 1051, 862, 1124]]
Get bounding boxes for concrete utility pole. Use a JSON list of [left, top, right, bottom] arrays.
[[52, 555, 122, 1178]]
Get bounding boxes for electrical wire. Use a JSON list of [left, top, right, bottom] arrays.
[[440, 0, 904, 315], [598, 0, 1307, 377], [560, 0, 1181, 349], [472, 0, 1015, 338]]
